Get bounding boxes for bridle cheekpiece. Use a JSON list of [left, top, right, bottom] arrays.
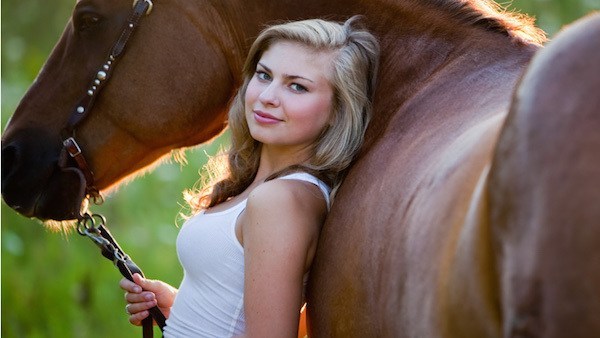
[[59, 0, 154, 210]]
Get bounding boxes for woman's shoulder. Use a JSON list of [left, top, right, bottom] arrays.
[[248, 177, 326, 213], [244, 177, 328, 227], [241, 178, 327, 246]]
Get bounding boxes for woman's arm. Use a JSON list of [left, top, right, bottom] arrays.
[[120, 273, 178, 326], [240, 179, 328, 338]]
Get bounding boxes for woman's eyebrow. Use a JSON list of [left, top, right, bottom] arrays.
[[257, 62, 314, 83], [257, 62, 271, 73]]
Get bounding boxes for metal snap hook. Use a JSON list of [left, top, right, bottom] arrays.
[[76, 212, 106, 236], [113, 250, 130, 265], [77, 213, 95, 236]]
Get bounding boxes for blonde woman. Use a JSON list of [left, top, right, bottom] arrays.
[[120, 16, 379, 337]]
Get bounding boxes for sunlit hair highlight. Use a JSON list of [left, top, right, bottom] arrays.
[[187, 16, 379, 211]]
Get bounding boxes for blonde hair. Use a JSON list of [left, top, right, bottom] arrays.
[[189, 16, 380, 210]]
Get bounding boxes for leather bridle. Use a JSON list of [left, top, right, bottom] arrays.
[[59, 0, 155, 205], [58, 1, 167, 337]]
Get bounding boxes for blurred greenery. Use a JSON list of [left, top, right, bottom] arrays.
[[1, 0, 598, 337]]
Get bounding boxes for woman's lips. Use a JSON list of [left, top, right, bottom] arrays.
[[253, 110, 283, 124]]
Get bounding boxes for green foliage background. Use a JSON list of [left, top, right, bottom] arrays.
[[1, 0, 598, 336]]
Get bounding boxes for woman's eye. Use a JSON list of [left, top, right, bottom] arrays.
[[290, 83, 308, 93], [256, 71, 271, 81], [75, 13, 102, 32]]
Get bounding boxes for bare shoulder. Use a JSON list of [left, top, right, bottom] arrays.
[[248, 178, 327, 217], [243, 178, 328, 238]]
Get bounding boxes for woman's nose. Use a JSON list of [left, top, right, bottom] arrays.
[[258, 84, 280, 106]]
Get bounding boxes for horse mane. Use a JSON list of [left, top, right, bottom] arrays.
[[429, 0, 548, 45]]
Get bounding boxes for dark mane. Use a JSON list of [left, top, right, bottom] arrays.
[[429, 0, 548, 45]]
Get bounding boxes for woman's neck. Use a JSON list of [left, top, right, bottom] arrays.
[[253, 144, 311, 183]]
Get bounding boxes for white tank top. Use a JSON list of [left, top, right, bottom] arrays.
[[163, 173, 331, 338]]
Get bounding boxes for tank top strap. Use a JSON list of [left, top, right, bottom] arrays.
[[277, 172, 332, 210]]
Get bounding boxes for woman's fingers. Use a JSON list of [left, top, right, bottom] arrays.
[[119, 274, 167, 327], [128, 309, 150, 326], [132, 273, 163, 293], [119, 277, 142, 293], [126, 299, 158, 315], [125, 290, 157, 304], [133, 273, 145, 285]]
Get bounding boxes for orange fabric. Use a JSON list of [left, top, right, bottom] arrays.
[[298, 306, 307, 338]]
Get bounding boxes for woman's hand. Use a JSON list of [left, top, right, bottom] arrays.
[[119, 273, 178, 326]]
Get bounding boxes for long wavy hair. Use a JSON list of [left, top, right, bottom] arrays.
[[187, 16, 380, 211]]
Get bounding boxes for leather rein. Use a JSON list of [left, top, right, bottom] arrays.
[[58, 0, 166, 336]]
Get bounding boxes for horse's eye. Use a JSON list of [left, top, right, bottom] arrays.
[[75, 12, 102, 32]]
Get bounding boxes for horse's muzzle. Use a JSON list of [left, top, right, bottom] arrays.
[[1, 128, 86, 221]]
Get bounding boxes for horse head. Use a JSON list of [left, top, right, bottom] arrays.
[[2, 0, 241, 221]]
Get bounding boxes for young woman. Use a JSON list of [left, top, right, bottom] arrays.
[[119, 17, 379, 337]]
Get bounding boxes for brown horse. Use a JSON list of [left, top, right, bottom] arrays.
[[2, 0, 599, 336]]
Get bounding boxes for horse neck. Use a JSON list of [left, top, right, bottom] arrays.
[[360, 1, 538, 149], [368, 2, 537, 123]]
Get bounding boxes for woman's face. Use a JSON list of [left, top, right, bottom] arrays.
[[245, 41, 334, 155]]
